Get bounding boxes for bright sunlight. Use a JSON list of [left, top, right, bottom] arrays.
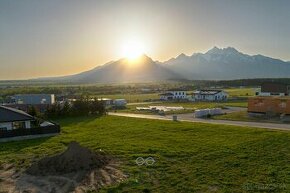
[[121, 39, 145, 60]]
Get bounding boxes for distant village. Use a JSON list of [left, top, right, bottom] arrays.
[[1, 82, 290, 141]]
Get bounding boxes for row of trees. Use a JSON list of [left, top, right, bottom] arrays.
[[27, 97, 106, 118], [45, 98, 106, 118]]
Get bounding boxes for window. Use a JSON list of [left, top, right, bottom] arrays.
[[0, 127, 7, 131], [13, 122, 26, 129]]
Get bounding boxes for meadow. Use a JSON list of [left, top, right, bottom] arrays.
[[224, 88, 256, 97], [212, 111, 290, 124], [0, 116, 289, 192], [212, 111, 258, 122]]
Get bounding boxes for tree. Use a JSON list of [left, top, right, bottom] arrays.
[[62, 101, 71, 116], [28, 106, 38, 117]]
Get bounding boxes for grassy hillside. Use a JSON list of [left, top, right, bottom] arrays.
[[0, 116, 289, 192]]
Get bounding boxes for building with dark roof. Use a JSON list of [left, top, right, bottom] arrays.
[[0, 106, 35, 131], [258, 82, 290, 96]]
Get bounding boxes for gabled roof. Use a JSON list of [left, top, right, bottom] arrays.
[[0, 106, 34, 123]]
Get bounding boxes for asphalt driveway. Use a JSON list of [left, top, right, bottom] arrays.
[[109, 112, 290, 131]]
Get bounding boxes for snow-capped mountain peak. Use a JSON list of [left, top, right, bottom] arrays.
[[164, 46, 290, 80]]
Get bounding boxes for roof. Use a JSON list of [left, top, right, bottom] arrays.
[[0, 106, 34, 123], [159, 93, 174, 96], [261, 82, 289, 94], [193, 90, 223, 95]]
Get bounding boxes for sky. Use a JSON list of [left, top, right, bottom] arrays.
[[0, 0, 290, 80]]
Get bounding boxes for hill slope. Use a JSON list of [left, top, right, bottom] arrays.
[[57, 55, 181, 83]]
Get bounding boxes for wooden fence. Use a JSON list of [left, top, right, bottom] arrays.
[[0, 124, 60, 139]]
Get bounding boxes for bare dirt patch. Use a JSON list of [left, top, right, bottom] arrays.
[[0, 142, 127, 193]]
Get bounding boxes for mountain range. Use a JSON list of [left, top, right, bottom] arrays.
[[49, 55, 180, 83], [41, 47, 290, 83]]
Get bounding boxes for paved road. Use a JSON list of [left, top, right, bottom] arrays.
[[109, 112, 290, 131], [223, 106, 247, 114]]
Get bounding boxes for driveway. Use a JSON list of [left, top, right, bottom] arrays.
[[109, 112, 290, 131]]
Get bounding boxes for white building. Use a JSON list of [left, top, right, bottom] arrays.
[[193, 90, 228, 101], [194, 108, 223, 118], [0, 106, 35, 131], [160, 90, 187, 100]]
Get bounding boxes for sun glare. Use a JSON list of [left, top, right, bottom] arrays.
[[122, 40, 145, 60]]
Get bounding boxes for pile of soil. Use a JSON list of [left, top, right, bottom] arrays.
[[1, 142, 126, 193], [26, 141, 109, 176]]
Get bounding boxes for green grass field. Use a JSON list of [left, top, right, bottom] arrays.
[[212, 111, 289, 124], [212, 111, 257, 122], [0, 116, 289, 192], [225, 88, 256, 97]]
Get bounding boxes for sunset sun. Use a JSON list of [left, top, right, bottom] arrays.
[[122, 39, 145, 60]]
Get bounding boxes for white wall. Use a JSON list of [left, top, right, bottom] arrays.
[[160, 91, 187, 100], [215, 91, 228, 100], [25, 121, 31, 129], [258, 92, 285, 96], [0, 122, 12, 130], [0, 121, 32, 131], [171, 91, 186, 99], [51, 94, 56, 104], [195, 91, 228, 101]]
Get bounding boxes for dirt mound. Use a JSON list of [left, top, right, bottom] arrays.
[[26, 142, 109, 176], [0, 142, 127, 193]]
